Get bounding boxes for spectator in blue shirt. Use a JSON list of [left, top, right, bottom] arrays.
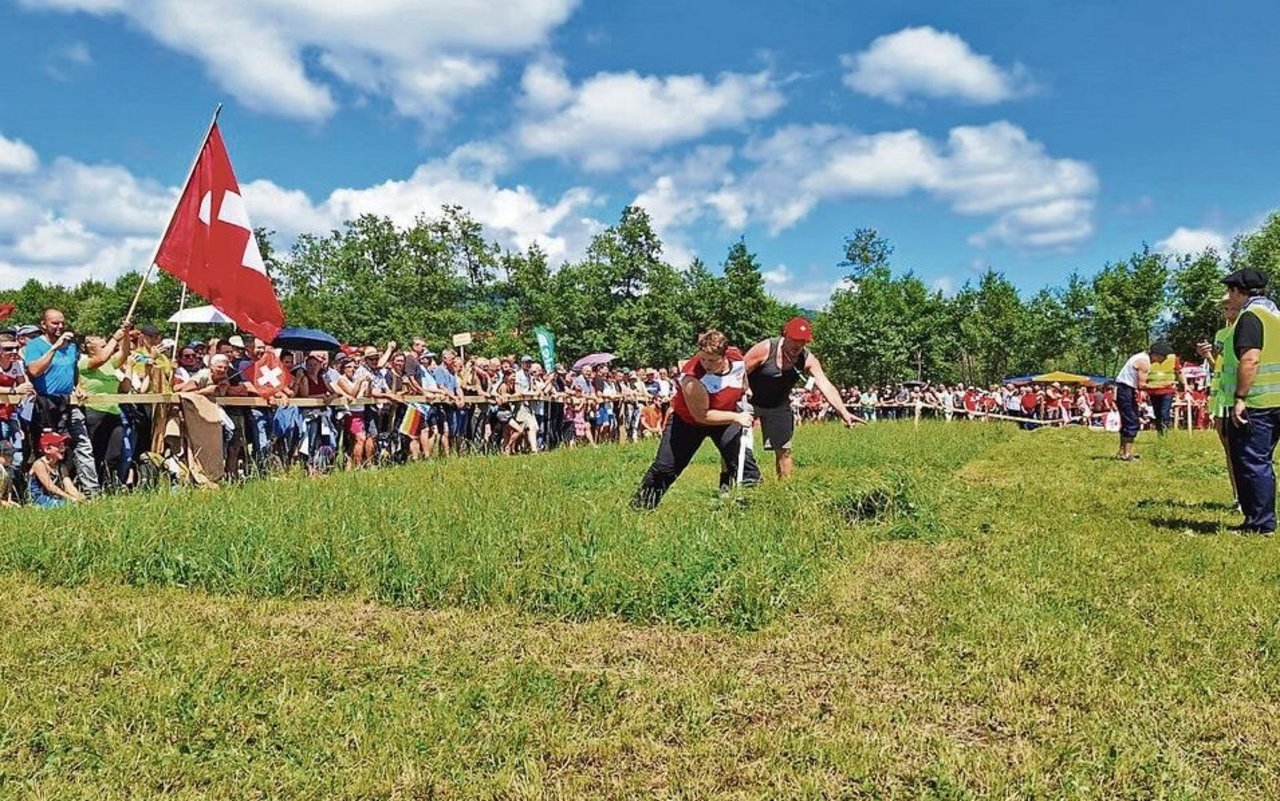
[[23, 307, 99, 496]]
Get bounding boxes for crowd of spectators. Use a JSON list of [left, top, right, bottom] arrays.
[[2, 309, 696, 507], [2, 306, 1216, 508], [790, 381, 1215, 431]]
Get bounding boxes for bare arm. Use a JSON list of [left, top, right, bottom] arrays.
[[85, 328, 127, 370], [378, 341, 396, 370], [679, 375, 752, 427], [1134, 362, 1151, 391], [26, 334, 74, 379], [804, 354, 862, 424], [743, 339, 771, 375]]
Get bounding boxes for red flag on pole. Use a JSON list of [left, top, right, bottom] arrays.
[[154, 123, 284, 343]]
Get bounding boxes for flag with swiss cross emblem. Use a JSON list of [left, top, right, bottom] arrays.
[[154, 123, 284, 343], [249, 350, 288, 400]]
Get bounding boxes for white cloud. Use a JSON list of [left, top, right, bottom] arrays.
[[1156, 226, 1228, 257], [0, 135, 606, 290], [760, 263, 847, 309], [19, 0, 578, 122], [632, 145, 735, 264], [930, 276, 958, 297], [841, 26, 1032, 105], [517, 61, 785, 170], [60, 41, 93, 65], [47, 40, 94, 80], [13, 217, 101, 264], [0, 135, 39, 175], [707, 121, 1096, 251]]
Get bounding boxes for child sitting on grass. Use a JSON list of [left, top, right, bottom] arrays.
[[28, 431, 86, 508]]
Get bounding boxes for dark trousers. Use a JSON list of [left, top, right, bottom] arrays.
[[1117, 384, 1140, 442], [1228, 407, 1280, 532], [1151, 393, 1174, 434], [632, 415, 761, 509]]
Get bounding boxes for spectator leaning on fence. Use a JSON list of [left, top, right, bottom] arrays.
[[0, 334, 32, 457], [79, 324, 132, 486]]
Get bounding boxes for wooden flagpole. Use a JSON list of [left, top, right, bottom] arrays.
[[124, 103, 223, 325], [171, 282, 190, 359]]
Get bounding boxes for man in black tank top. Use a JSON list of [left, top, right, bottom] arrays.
[[744, 317, 861, 479]]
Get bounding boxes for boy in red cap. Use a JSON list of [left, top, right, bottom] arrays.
[[28, 430, 86, 507], [744, 316, 861, 479]]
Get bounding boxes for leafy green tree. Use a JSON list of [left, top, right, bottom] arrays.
[[1164, 249, 1225, 360], [713, 239, 773, 347], [816, 264, 909, 385], [954, 269, 1028, 385], [1233, 211, 1280, 276], [1089, 247, 1169, 372], [841, 228, 893, 279]]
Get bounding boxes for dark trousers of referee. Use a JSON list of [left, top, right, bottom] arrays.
[[1227, 407, 1280, 533], [1116, 383, 1141, 443], [633, 415, 762, 509]]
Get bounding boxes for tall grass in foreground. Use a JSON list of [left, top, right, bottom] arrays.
[[0, 422, 1009, 628]]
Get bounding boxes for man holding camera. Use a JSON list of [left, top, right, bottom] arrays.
[[23, 307, 99, 496]]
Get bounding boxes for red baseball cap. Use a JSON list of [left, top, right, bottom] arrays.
[[783, 317, 813, 342], [39, 431, 70, 449]]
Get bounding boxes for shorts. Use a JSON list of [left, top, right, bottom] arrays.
[[425, 404, 453, 435], [361, 407, 382, 437], [345, 412, 366, 437], [515, 405, 537, 430], [595, 406, 616, 427], [752, 403, 795, 451]]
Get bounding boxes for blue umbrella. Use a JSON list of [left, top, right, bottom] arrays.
[[271, 327, 340, 352]]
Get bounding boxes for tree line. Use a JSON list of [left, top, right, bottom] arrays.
[[6, 205, 1279, 387]]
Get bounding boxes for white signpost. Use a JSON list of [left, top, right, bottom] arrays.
[[452, 332, 472, 359]]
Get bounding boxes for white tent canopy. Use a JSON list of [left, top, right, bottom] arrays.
[[167, 305, 233, 325]]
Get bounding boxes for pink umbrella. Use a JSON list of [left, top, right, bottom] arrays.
[[572, 352, 615, 371]]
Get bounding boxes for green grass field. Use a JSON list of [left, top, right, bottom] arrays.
[[2, 421, 1279, 798]]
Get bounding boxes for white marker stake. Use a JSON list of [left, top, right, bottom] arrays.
[[736, 417, 751, 486]]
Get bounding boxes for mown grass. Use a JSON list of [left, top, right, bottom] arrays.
[[3, 422, 1280, 798], [0, 423, 1005, 629]]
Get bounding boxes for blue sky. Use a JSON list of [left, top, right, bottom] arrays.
[[0, 0, 1274, 307]]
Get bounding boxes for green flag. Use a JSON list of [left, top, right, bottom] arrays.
[[533, 326, 556, 371]]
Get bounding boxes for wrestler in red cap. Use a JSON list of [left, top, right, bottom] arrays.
[[743, 316, 862, 480]]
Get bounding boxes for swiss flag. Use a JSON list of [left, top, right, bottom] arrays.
[[154, 123, 284, 343], [248, 350, 289, 399]]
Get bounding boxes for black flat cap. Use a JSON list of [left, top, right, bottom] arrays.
[[1222, 268, 1268, 290]]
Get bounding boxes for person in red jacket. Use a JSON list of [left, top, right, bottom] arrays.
[[632, 329, 760, 509]]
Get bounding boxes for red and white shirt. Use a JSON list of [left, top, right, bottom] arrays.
[[671, 347, 746, 425]]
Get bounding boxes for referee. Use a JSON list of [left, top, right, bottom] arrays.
[[743, 317, 861, 480], [1220, 268, 1280, 534]]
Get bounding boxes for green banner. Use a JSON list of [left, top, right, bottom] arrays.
[[533, 325, 556, 371]]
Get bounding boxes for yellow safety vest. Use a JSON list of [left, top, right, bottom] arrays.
[[1210, 326, 1231, 400], [1146, 355, 1178, 389], [1220, 305, 1280, 409]]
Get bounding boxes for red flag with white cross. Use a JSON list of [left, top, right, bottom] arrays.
[[154, 123, 284, 343], [249, 350, 288, 400]]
